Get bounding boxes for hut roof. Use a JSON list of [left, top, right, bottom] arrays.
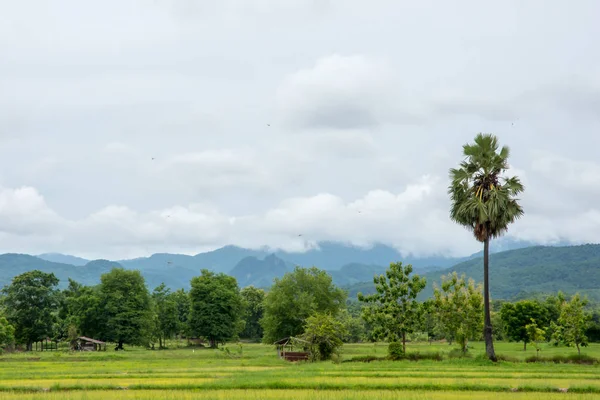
[[78, 336, 106, 345]]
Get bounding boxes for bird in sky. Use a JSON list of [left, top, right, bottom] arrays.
[[267, 124, 271, 127]]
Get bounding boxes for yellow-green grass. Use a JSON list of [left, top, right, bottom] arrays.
[[0, 391, 600, 400], [0, 342, 598, 398]]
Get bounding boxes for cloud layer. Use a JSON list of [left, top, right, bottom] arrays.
[[1, 0, 599, 259]]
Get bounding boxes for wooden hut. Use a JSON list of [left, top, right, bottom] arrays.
[[76, 336, 107, 351], [274, 337, 310, 362]]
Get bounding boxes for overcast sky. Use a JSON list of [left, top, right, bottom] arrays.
[[1, 0, 599, 260]]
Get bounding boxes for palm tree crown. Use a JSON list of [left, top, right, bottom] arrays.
[[449, 133, 524, 242]]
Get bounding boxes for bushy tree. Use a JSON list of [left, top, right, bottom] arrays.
[[2, 271, 59, 350], [189, 270, 244, 348], [302, 312, 347, 361], [525, 319, 546, 358], [152, 283, 179, 349], [261, 267, 346, 343], [449, 133, 524, 361], [97, 268, 153, 350], [240, 286, 265, 341], [171, 288, 191, 337], [552, 293, 591, 355], [0, 316, 15, 352], [433, 272, 483, 352], [500, 300, 548, 351], [60, 279, 103, 340], [358, 262, 426, 353]]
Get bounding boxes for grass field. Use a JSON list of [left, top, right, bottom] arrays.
[[0, 341, 599, 399]]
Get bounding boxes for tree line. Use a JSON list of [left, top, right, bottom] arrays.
[[0, 263, 598, 360]]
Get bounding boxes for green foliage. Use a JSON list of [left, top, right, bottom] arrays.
[[261, 266, 346, 343], [302, 312, 347, 361], [97, 268, 153, 349], [500, 300, 548, 350], [358, 262, 426, 353], [189, 270, 244, 348], [336, 308, 365, 343], [152, 283, 179, 349], [448, 133, 524, 242], [387, 341, 404, 360], [552, 293, 591, 355], [433, 272, 483, 352], [448, 133, 524, 362], [0, 315, 15, 351], [240, 286, 265, 341], [170, 288, 190, 337], [525, 319, 546, 357], [60, 279, 102, 340], [1, 270, 59, 350]]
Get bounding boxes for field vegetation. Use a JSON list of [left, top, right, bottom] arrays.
[[0, 342, 599, 399]]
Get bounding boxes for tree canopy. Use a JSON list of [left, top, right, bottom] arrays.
[[500, 300, 548, 350], [240, 286, 266, 341], [97, 268, 153, 350], [358, 262, 426, 353], [188, 270, 244, 348], [261, 266, 347, 343], [433, 272, 483, 352], [2, 270, 59, 350]]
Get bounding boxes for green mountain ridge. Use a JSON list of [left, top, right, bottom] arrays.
[[345, 244, 600, 301]]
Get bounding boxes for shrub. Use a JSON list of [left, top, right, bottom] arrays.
[[388, 342, 404, 360]]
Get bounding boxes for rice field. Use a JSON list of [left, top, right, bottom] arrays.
[[0, 342, 599, 399]]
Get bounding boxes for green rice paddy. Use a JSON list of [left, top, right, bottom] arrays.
[[0, 342, 598, 399]]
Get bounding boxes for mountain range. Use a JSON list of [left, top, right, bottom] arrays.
[[1, 239, 596, 301]]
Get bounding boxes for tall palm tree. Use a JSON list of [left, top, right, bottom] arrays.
[[448, 133, 524, 361]]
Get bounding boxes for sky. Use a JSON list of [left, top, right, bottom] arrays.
[[1, 0, 599, 260]]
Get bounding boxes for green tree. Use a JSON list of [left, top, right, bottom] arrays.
[[302, 312, 348, 361], [171, 288, 191, 337], [0, 316, 15, 351], [62, 280, 102, 339], [261, 266, 346, 343], [525, 319, 546, 358], [240, 286, 265, 341], [449, 133, 524, 361], [358, 261, 426, 353], [97, 268, 153, 350], [1, 270, 59, 350], [152, 283, 179, 349], [188, 270, 244, 348], [500, 300, 548, 351], [433, 272, 483, 353], [552, 293, 591, 355]]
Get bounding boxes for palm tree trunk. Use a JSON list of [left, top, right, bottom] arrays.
[[483, 237, 497, 362]]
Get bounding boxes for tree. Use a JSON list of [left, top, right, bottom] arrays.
[[152, 283, 179, 349], [525, 319, 546, 358], [61, 280, 103, 340], [449, 133, 524, 361], [433, 272, 483, 353], [0, 316, 15, 351], [171, 288, 191, 338], [552, 293, 591, 355], [240, 286, 265, 341], [302, 312, 348, 361], [97, 268, 153, 350], [261, 266, 347, 343], [188, 270, 244, 348], [500, 300, 548, 351], [358, 262, 426, 353], [2, 271, 59, 350]]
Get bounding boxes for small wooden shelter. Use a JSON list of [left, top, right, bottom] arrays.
[[274, 337, 310, 362], [76, 336, 107, 351]]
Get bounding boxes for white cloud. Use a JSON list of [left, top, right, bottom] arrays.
[[1, 1, 600, 259], [277, 54, 395, 130]]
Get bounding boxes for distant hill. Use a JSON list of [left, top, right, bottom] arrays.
[[345, 244, 600, 301], [0, 254, 117, 289], [230, 254, 292, 287], [38, 253, 89, 266]]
